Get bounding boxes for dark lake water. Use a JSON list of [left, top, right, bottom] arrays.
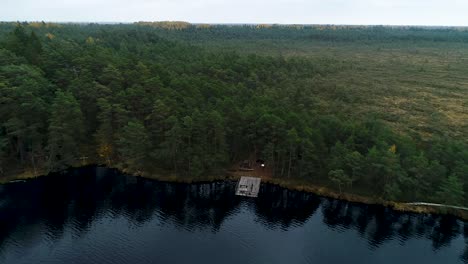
[[0, 167, 466, 264]]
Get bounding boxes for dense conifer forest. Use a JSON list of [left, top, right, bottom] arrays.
[[0, 22, 467, 205]]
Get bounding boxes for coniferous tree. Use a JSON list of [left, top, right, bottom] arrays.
[[95, 98, 115, 165], [328, 169, 352, 194], [0, 132, 6, 175], [47, 90, 85, 171], [117, 120, 150, 171], [436, 175, 465, 206]]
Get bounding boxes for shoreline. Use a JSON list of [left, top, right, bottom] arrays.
[[2, 165, 468, 221]]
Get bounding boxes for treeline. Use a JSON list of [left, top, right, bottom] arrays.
[[5, 22, 468, 44], [132, 23, 468, 44], [0, 23, 466, 205]]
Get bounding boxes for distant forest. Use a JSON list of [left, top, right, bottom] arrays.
[[0, 22, 467, 205]]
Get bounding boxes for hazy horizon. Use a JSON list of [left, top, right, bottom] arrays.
[[2, 0, 468, 27], [2, 21, 468, 28]]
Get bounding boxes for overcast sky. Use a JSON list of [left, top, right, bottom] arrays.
[[1, 0, 468, 26]]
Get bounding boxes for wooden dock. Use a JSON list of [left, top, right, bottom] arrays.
[[235, 176, 261, 197]]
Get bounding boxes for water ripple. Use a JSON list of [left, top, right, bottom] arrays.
[[0, 168, 465, 264]]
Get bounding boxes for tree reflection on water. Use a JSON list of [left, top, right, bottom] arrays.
[[0, 166, 466, 262]]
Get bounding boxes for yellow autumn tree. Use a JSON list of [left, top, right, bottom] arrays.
[[86, 36, 95, 44], [98, 143, 113, 166], [46, 33, 55, 40]]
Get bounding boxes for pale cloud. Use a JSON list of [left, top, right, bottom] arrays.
[[0, 0, 467, 26]]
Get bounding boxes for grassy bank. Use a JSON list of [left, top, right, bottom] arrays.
[[2, 165, 467, 221], [260, 177, 468, 221], [0, 169, 47, 184]]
